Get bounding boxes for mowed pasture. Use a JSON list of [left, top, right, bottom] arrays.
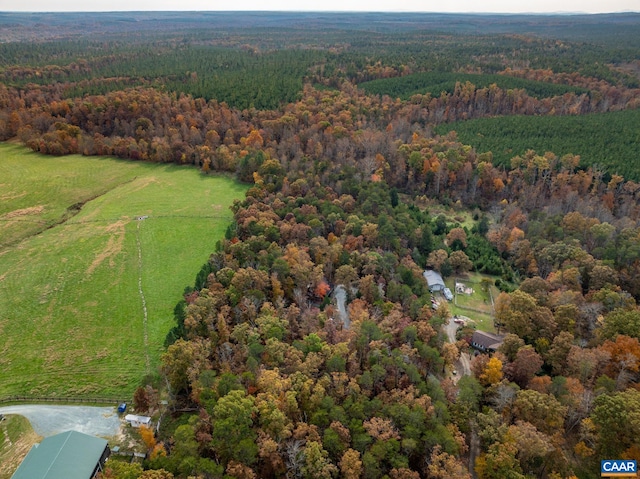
[[447, 272, 499, 333], [0, 144, 247, 397]]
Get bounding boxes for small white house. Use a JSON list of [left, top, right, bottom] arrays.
[[124, 414, 152, 428]]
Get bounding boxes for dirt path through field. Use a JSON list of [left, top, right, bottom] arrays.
[[136, 219, 151, 374]]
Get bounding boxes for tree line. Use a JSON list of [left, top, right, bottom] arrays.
[[359, 72, 589, 100]]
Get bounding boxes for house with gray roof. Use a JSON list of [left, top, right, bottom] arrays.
[[423, 270, 446, 292], [11, 430, 110, 479], [471, 331, 505, 353]]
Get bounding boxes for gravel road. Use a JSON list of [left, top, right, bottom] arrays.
[[0, 405, 121, 438], [334, 285, 350, 329], [444, 317, 472, 380]]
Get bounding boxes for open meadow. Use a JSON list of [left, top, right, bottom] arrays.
[[0, 144, 247, 397], [447, 272, 499, 333]]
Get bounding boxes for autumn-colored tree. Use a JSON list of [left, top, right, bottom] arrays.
[[256, 392, 293, 441], [479, 357, 503, 386], [449, 250, 473, 274], [475, 439, 524, 479], [302, 441, 338, 479], [528, 375, 552, 394], [446, 227, 468, 250], [140, 424, 157, 451], [139, 470, 174, 479], [566, 344, 609, 386], [226, 460, 257, 479], [389, 467, 421, 479], [498, 334, 525, 362], [589, 264, 619, 291], [314, 279, 331, 299], [335, 264, 359, 286], [426, 249, 449, 272], [442, 341, 460, 366], [363, 417, 401, 441], [518, 276, 551, 306], [97, 461, 143, 479], [149, 444, 167, 461], [495, 290, 556, 343], [545, 331, 575, 375], [133, 385, 155, 413], [161, 338, 212, 396], [513, 389, 567, 435], [257, 432, 286, 477], [504, 346, 543, 388], [600, 334, 640, 388], [427, 445, 472, 479], [495, 290, 535, 339], [508, 421, 554, 475]]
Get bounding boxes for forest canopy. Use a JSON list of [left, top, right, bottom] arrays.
[[2, 11, 640, 479]]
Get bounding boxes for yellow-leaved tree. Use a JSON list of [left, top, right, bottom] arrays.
[[480, 357, 503, 386]]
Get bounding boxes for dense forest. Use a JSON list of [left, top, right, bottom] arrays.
[[2, 11, 640, 479], [435, 109, 640, 179]]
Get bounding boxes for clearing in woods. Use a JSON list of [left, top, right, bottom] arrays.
[[0, 143, 247, 397]]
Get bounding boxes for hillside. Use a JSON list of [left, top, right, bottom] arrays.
[[0, 143, 246, 397]]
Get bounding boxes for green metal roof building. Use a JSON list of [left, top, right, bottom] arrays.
[[11, 430, 110, 479]]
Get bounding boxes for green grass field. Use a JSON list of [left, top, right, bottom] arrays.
[[0, 143, 247, 397], [447, 272, 498, 333]]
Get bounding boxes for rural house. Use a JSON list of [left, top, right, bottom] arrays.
[[11, 430, 110, 479], [471, 331, 505, 353]]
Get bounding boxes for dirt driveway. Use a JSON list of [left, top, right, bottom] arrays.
[[444, 317, 472, 380], [334, 285, 350, 329], [0, 405, 121, 438]]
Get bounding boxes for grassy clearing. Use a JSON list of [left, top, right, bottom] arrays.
[[0, 143, 153, 248], [446, 272, 498, 333], [0, 415, 41, 479], [450, 306, 496, 333], [0, 144, 247, 397], [426, 203, 477, 230]]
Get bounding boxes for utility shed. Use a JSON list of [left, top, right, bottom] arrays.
[[11, 430, 110, 479], [125, 414, 152, 428], [423, 270, 446, 292]]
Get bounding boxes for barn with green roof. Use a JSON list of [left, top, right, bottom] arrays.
[[11, 430, 110, 479]]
